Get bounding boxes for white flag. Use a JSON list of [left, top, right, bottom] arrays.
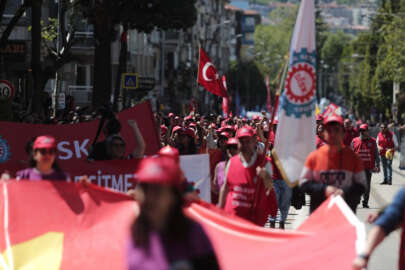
[[273, 0, 316, 186]]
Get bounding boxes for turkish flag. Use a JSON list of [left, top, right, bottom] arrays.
[[198, 48, 228, 97], [221, 75, 230, 117]]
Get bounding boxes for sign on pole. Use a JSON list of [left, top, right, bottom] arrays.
[[0, 80, 15, 100], [122, 73, 139, 89]]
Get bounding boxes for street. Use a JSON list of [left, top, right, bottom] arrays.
[[287, 154, 404, 269]]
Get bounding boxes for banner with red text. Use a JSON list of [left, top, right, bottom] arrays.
[[186, 196, 365, 270]]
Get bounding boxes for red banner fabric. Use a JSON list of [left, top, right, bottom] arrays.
[[0, 101, 159, 186], [0, 181, 136, 270], [185, 196, 365, 270], [0, 182, 364, 269], [197, 48, 228, 98]]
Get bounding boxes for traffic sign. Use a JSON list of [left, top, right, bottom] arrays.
[[0, 80, 15, 100], [122, 73, 139, 89]]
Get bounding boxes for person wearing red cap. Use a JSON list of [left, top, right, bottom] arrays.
[[128, 156, 219, 270], [299, 114, 367, 213], [16, 135, 70, 181], [170, 127, 197, 155], [343, 118, 359, 147], [351, 124, 380, 208], [218, 126, 273, 224], [160, 125, 169, 147], [376, 123, 398, 185]]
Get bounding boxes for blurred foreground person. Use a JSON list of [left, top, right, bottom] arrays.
[[128, 156, 219, 270], [16, 135, 70, 181], [352, 187, 405, 270]]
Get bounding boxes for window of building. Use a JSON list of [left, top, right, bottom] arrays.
[[75, 64, 93, 86]]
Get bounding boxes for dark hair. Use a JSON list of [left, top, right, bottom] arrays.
[[103, 118, 122, 136], [131, 184, 191, 250]]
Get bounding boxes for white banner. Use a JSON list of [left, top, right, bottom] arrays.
[[273, 0, 316, 186], [180, 154, 211, 202]]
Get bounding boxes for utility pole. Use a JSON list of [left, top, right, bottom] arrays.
[[52, 0, 62, 115]]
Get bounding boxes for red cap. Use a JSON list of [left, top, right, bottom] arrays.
[[183, 128, 195, 138], [236, 126, 255, 139], [168, 113, 174, 118], [217, 127, 226, 134], [33, 135, 56, 150], [242, 118, 248, 122], [184, 115, 193, 121], [323, 114, 344, 126], [211, 123, 216, 129], [359, 124, 368, 131], [252, 115, 259, 121], [135, 156, 183, 186], [158, 146, 180, 163], [174, 116, 180, 120], [357, 120, 362, 125], [219, 132, 230, 138], [226, 137, 238, 145], [172, 125, 182, 134], [160, 125, 168, 132], [189, 123, 197, 128], [273, 119, 279, 125], [224, 125, 235, 132]]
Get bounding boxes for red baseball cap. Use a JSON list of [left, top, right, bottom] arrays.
[[160, 125, 168, 132], [226, 137, 238, 145], [224, 125, 235, 132], [184, 115, 193, 121], [236, 126, 255, 139], [211, 123, 216, 129], [168, 113, 174, 118], [359, 124, 369, 131], [323, 114, 344, 126], [172, 125, 182, 134], [273, 119, 279, 125], [33, 135, 56, 150], [158, 145, 180, 163], [135, 156, 183, 186], [316, 115, 323, 121], [219, 132, 230, 139]]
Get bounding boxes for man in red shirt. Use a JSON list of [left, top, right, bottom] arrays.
[[299, 114, 366, 213], [343, 118, 359, 146], [218, 126, 273, 224], [351, 124, 380, 208]]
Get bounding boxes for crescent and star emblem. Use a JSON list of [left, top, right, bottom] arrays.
[[202, 62, 219, 82]]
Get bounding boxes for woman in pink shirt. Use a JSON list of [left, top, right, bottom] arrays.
[[16, 135, 70, 181]]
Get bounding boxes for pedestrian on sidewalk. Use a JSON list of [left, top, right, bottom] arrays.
[[299, 114, 367, 214], [377, 123, 398, 185], [351, 124, 380, 208]]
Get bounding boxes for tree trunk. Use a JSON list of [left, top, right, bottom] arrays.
[[30, 0, 43, 115], [113, 23, 128, 112], [92, 38, 112, 108]]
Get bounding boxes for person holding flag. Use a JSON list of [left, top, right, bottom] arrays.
[[299, 114, 367, 213]]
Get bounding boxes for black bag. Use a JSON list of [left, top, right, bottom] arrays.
[[291, 186, 305, 210]]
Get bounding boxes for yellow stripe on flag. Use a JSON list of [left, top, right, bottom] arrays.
[[1, 232, 63, 270]]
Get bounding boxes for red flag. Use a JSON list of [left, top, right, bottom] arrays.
[[221, 75, 229, 117], [197, 48, 228, 97], [0, 181, 135, 269], [265, 75, 272, 113], [185, 196, 365, 270]]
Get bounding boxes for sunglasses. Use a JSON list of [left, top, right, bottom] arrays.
[[111, 143, 126, 147], [37, 148, 57, 155]]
